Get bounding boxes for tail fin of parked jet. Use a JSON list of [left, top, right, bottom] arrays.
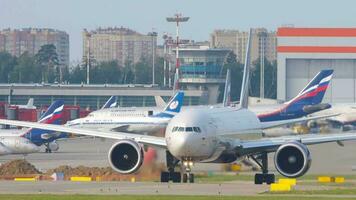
[[26, 98, 34, 109], [22, 100, 65, 145], [38, 100, 64, 124], [239, 29, 252, 109], [222, 69, 231, 107], [153, 91, 184, 118], [258, 69, 334, 122], [101, 96, 117, 109]]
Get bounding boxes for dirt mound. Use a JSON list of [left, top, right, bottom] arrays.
[[0, 159, 41, 175], [46, 165, 116, 177], [46, 163, 164, 181]]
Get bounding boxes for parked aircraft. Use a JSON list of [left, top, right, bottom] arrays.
[[66, 92, 184, 134], [0, 100, 64, 155]]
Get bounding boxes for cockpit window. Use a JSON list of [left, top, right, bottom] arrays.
[[178, 127, 184, 132], [186, 127, 193, 132], [193, 127, 201, 133], [172, 127, 178, 132]]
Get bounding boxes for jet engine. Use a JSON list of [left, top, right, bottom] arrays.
[[48, 141, 59, 152], [108, 140, 144, 174], [274, 142, 311, 178]]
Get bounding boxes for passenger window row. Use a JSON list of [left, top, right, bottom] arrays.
[[172, 126, 201, 133]]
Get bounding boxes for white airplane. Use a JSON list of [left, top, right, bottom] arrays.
[[1, 29, 354, 185], [0, 100, 64, 155], [9, 98, 36, 109], [66, 92, 184, 134]]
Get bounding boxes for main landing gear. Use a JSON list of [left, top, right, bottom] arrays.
[[160, 151, 181, 183], [249, 152, 275, 185], [160, 151, 195, 183], [44, 143, 52, 153]]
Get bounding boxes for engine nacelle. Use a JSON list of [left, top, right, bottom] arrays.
[[108, 140, 144, 174], [48, 141, 59, 152], [274, 142, 311, 178]]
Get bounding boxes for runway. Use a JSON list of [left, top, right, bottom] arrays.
[[0, 181, 269, 195]]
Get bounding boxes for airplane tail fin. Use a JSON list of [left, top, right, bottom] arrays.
[[153, 91, 184, 118], [222, 69, 231, 107], [154, 96, 167, 108], [101, 96, 117, 109], [258, 69, 334, 122], [22, 100, 65, 145], [26, 98, 34, 108], [172, 69, 179, 95], [238, 29, 252, 109], [38, 100, 64, 124]]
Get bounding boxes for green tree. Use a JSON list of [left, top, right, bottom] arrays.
[[250, 58, 277, 99], [9, 52, 41, 83], [0, 52, 16, 83], [154, 57, 164, 86], [122, 60, 135, 84], [68, 65, 86, 84], [219, 51, 244, 102], [134, 58, 152, 84], [91, 61, 122, 84], [35, 44, 59, 83]]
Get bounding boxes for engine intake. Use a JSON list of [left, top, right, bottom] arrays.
[[108, 140, 144, 174], [274, 142, 311, 178]]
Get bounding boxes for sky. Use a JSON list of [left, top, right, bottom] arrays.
[[0, 0, 356, 62]]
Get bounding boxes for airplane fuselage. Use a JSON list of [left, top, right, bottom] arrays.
[[165, 107, 263, 162], [0, 136, 40, 155]]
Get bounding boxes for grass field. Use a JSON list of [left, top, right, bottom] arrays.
[[0, 195, 353, 200]]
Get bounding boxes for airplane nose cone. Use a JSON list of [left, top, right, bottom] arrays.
[[167, 133, 190, 158]]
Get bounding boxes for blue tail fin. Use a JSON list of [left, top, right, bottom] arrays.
[[22, 100, 66, 146], [153, 91, 184, 118], [101, 96, 117, 109], [258, 69, 333, 122]]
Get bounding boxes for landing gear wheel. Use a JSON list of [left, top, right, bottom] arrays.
[[254, 173, 263, 185], [188, 173, 194, 183], [266, 174, 275, 185], [160, 172, 169, 182], [171, 172, 181, 183], [250, 152, 275, 185], [254, 173, 275, 185], [183, 173, 188, 183], [160, 151, 181, 183]]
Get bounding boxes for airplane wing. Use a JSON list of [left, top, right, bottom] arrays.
[[0, 119, 167, 148], [237, 132, 356, 155]]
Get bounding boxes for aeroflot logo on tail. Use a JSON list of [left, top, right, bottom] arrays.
[[169, 101, 179, 110]]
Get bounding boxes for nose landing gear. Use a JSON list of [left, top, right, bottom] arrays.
[[160, 151, 195, 183], [182, 160, 194, 183]]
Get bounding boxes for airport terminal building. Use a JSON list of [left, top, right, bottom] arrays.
[[277, 27, 356, 103], [0, 84, 205, 110]]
